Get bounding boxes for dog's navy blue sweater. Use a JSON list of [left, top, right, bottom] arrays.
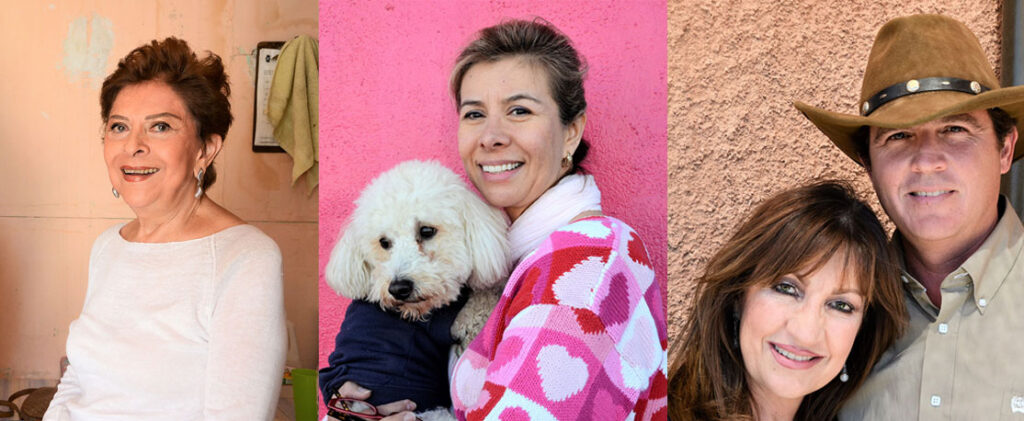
[[319, 288, 469, 411]]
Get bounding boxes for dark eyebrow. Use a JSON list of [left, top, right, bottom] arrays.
[[791, 273, 864, 296], [507, 93, 542, 104], [108, 113, 184, 122], [872, 127, 899, 143], [459, 93, 543, 110], [458, 99, 482, 110], [938, 113, 982, 127], [831, 287, 864, 296], [145, 112, 184, 121], [871, 113, 983, 143]]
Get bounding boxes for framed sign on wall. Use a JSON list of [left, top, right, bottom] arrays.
[[252, 41, 286, 153]]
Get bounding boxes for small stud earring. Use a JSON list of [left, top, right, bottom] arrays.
[[111, 187, 119, 199], [839, 364, 849, 383], [195, 168, 205, 199]]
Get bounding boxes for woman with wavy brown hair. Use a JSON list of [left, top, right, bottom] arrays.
[[668, 181, 906, 421]]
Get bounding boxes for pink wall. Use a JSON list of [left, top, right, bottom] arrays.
[[317, 0, 668, 390]]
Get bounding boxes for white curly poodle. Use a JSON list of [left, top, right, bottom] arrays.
[[326, 158, 512, 363]]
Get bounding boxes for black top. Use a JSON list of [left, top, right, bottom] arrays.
[[319, 287, 470, 411]]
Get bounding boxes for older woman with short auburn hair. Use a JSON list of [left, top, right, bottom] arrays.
[[44, 37, 286, 421]]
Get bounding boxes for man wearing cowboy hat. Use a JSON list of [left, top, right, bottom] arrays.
[[796, 14, 1024, 420]]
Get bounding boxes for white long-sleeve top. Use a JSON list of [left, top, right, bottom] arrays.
[[44, 223, 287, 421]]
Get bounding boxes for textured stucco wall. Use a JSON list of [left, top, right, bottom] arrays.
[[318, 0, 668, 390], [668, 0, 1001, 348]]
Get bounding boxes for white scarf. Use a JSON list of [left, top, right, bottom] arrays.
[[508, 174, 602, 263]]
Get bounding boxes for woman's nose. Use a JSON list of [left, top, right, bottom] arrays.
[[480, 117, 509, 149], [127, 130, 149, 156], [787, 304, 825, 345]]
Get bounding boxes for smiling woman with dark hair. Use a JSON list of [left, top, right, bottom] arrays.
[[325, 19, 668, 421], [668, 181, 907, 421], [446, 21, 666, 419], [43, 37, 286, 421]]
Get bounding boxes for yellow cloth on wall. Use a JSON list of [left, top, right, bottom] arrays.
[[267, 35, 319, 194]]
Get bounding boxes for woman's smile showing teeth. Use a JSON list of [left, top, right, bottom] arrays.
[[769, 342, 822, 369], [121, 166, 159, 181], [477, 161, 524, 182], [480, 162, 523, 174]]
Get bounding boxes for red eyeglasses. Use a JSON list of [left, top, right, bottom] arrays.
[[326, 397, 424, 421]]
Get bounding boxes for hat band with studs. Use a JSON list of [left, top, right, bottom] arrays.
[[861, 76, 990, 116]]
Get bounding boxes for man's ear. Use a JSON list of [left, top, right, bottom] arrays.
[[999, 126, 1017, 174], [856, 125, 873, 172], [858, 152, 872, 172]]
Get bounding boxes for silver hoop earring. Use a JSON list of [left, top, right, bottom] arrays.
[[840, 364, 849, 382], [111, 187, 119, 198], [195, 168, 205, 199]]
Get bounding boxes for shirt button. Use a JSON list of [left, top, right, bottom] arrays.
[[938, 323, 948, 334], [931, 395, 941, 407], [979, 298, 988, 307]]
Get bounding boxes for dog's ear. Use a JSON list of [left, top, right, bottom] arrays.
[[459, 189, 513, 291], [325, 224, 373, 299]]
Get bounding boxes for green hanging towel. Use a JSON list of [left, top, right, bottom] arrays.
[[267, 35, 319, 194]]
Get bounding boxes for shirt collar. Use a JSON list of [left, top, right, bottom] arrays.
[[893, 196, 1024, 315]]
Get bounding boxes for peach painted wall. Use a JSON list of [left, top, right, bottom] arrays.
[[318, 0, 668, 387], [0, 0, 319, 391], [667, 0, 1001, 349]]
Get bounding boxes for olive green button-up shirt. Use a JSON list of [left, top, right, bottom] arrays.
[[840, 199, 1024, 420]]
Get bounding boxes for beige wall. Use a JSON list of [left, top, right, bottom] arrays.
[[668, 0, 1002, 348], [0, 0, 319, 388]]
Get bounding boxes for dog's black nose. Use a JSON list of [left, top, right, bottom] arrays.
[[389, 279, 414, 301]]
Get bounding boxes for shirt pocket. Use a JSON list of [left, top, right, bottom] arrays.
[[1001, 387, 1024, 420]]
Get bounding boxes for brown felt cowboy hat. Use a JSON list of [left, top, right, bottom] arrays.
[[795, 14, 1024, 165]]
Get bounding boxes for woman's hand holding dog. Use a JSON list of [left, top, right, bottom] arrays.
[[336, 381, 418, 421]]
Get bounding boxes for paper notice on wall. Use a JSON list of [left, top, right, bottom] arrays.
[[253, 43, 283, 151]]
